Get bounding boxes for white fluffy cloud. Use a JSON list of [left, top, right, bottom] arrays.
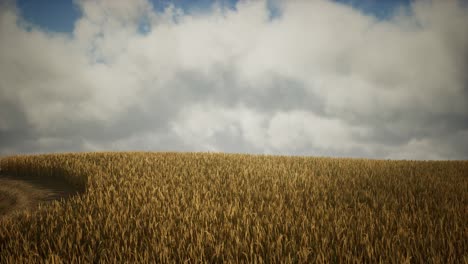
[[1, 0, 467, 160]]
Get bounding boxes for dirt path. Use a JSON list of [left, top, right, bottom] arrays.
[[0, 174, 81, 219]]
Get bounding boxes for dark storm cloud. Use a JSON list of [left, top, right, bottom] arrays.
[[168, 67, 325, 115], [0, 102, 36, 153]]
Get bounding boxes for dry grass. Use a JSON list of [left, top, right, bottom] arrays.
[[0, 174, 81, 220], [0, 177, 49, 218], [0, 152, 466, 263]]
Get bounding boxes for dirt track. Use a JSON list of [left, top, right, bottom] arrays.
[[0, 174, 80, 219]]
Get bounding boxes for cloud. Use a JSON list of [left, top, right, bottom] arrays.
[[1, 0, 467, 160]]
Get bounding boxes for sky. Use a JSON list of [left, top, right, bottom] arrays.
[[0, 0, 467, 160]]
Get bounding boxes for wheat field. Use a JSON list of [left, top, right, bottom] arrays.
[[0, 152, 466, 263]]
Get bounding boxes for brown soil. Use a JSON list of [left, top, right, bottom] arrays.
[[0, 174, 81, 219]]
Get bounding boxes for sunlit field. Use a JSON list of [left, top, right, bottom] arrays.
[[0, 152, 466, 263]]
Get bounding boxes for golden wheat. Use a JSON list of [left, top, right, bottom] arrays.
[[0, 152, 466, 263]]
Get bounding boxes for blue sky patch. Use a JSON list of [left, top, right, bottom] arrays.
[[16, 0, 81, 33], [15, 0, 412, 33], [333, 0, 412, 20]]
